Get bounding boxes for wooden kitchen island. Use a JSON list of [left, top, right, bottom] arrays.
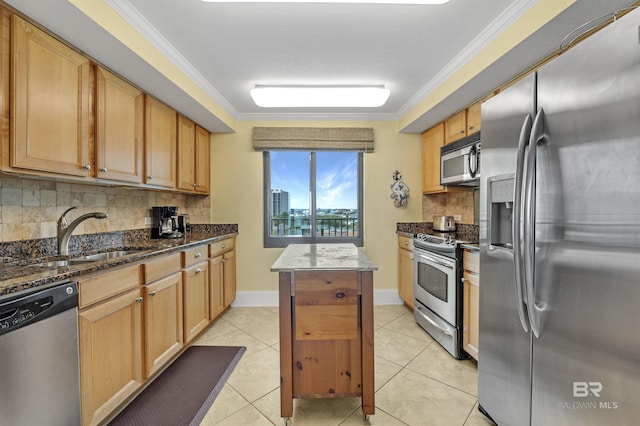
[[271, 244, 378, 423]]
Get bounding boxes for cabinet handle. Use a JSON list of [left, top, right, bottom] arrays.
[[221, 243, 227, 249], [196, 184, 201, 188], [195, 252, 202, 258], [468, 126, 474, 131], [83, 164, 92, 171], [149, 291, 157, 297], [195, 268, 202, 274], [100, 167, 108, 173], [136, 297, 143, 303], [459, 129, 465, 134], [192, 183, 197, 188], [147, 175, 153, 180]]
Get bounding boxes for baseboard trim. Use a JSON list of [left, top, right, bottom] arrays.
[[231, 289, 404, 307]]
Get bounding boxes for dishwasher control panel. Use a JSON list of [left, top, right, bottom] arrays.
[[0, 281, 77, 336]]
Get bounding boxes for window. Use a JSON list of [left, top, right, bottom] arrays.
[[263, 151, 363, 248]]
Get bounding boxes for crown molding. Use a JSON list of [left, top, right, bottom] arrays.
[[105, 0, 239, 118], [397, 0, 538, 118]]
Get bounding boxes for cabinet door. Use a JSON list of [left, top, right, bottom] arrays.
[[421, 123, 445, 194], [398, 246, 414, 309], [223, 249, 236, 308], [95, 66, 143, 183], [1, 10, 8, 156], [11, 15, 92, 177], [145, 96, 176, 188], [176, 114, 196, 191], [194, 124, 210, 194], [466, 100, 482, 134], [463, 270, 479, 360], [79, 289, 143, 426], [183, 261, 210, 343], [209, 254, 225, 320], [144, 272, 183, 378], [444, 110, 467, 144]]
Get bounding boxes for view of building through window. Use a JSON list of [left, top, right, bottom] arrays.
[[267, 151, 361, 242]]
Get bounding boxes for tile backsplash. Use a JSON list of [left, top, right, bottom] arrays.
[[0, 177, 211, 242], [422, 190, 476, 225]]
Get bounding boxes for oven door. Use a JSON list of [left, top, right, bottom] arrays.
[[413, 247, 457, 325]]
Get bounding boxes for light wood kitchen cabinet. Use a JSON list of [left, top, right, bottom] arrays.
[[463, 249, 479, 360], [95, 66, 144, 183], [142, 253, 183, 378], [1, 9, 8, 153], [444, 110, 467, 144], [177, 115, 210, 193], [182, 245, 210, 343], [145, 96, 176, 188], [78, 266, 144, 426], [397, 235, 414, 309], [209, 237, 236, 317], [422, 123, 447, 194], [10, 15, 92, 178], [466, 100, 482, 134]]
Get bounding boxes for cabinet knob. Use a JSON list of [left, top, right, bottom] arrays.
[[195, 252, 202, 258], [149, 291, 157, 297], [459, 129, 465, 134], [147, 175, 153, 180], [100, 167, 108, 173], [136, 296, 143, 303], [195, 268, 202, 274], [468, 126, 474, 131], [222, 243, 227, 249], [83, 164, 92, 171], [192, 183, 197, 188], [196, 184, 201, 188]]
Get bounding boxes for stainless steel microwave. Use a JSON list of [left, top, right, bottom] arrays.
[[440, 132, 480, 186]]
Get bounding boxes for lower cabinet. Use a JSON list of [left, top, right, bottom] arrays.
[[78, 266, 144, 426], [223, 249, 236, 307], [182, 260, 210, 343], [397, 235, 414, 309], [463, 250, 479, 360]]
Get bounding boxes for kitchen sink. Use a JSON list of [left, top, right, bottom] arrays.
[[28, 249, 145, 269]]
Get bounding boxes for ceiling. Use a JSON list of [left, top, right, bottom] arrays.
[[3, 0, 638, 133]]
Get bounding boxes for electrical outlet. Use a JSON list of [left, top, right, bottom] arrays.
[[454, 215, 462, 221]]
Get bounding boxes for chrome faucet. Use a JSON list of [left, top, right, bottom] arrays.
[[57, 207, 108, 256]]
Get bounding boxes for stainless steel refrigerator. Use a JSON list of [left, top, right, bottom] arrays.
[[478, 7, 640, 426]]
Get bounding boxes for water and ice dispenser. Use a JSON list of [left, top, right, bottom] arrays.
[[488, 175, 515, 249]]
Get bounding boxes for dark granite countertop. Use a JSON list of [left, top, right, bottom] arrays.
[[396, 222, 479, 245], [0, 224, 238, 298]]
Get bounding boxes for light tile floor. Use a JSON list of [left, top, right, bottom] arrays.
[[194, 305, 495, 426]]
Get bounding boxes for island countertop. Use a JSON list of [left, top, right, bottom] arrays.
[[270, 243, 378, 272]]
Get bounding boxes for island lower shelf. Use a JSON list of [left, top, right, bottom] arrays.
[[278, 269, 374, 418]]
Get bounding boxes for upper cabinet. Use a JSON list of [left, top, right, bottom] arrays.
[[443, 100, 483, 145], [95, 66, 144, 183], [10, 15, 92, 177], [145, 96, 177, 189], [177, 114, 210, 194], [422, 123, 446, 194]]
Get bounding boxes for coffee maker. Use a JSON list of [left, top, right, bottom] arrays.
[[152, 206, 184, 239]]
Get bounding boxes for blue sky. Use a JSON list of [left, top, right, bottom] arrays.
[[271, 152, 358, 209]]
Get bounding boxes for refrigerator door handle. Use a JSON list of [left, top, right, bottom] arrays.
[[524, 108, 545, 338], [513, 113, 533, 333]]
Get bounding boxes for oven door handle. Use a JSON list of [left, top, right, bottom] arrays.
[[415, 305, 453, 336], [419, 252, 455, 270]]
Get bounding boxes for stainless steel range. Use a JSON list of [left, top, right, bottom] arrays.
[[413, 233, 465, 359]]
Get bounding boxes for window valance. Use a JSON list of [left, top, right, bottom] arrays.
[[252, 127, 374, 152]]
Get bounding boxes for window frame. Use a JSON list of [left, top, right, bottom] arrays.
[[263, 150, 364, 248]]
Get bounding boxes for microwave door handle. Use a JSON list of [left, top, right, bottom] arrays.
[[513, 113, 533, 333], [524, 108, 545, 338], [468, 144, 478, 178]]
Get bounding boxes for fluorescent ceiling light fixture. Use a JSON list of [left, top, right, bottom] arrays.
[[204, 0, 449, 3], [250, 85, 391, 108]]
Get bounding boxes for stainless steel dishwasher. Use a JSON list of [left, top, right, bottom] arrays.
[[0, 280, 81, 425]]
